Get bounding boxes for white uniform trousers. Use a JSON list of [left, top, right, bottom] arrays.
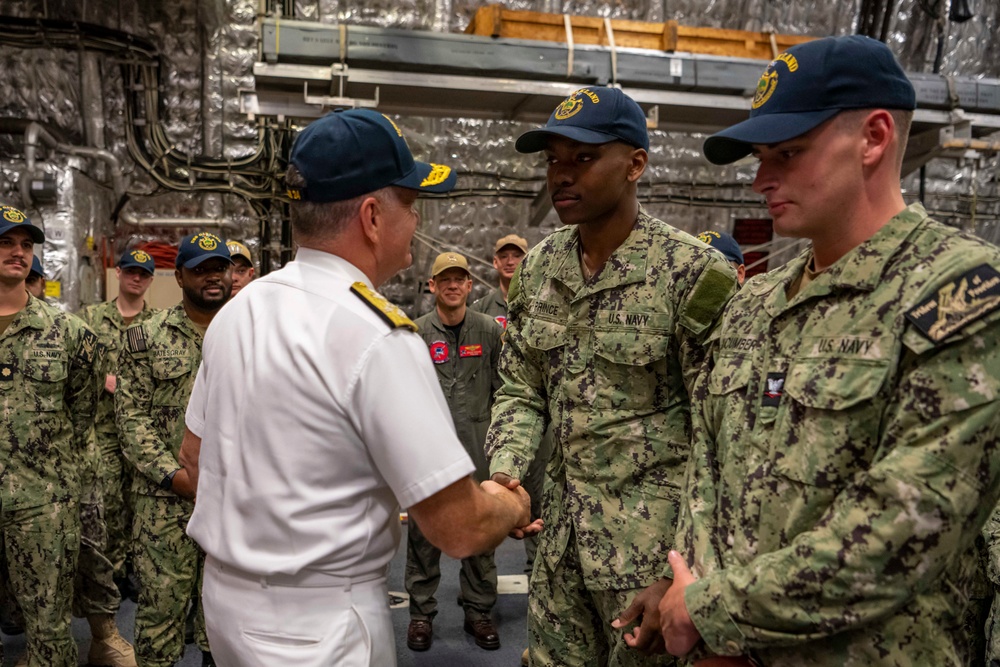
[[202, 556, 395, 667]]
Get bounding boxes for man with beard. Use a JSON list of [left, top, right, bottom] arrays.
[[116, 232, 233, 667]]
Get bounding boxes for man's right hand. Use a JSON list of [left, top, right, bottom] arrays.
[[481, 478, 530, 525], [105, 374, 117, 394], [490, 471, 520, 489], [485, 473, 543, 538]]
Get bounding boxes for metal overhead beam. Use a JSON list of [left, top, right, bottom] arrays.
[[249, 19, 1000, 171]]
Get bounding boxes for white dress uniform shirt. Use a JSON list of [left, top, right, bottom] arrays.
[[185, 248, 475, 578]]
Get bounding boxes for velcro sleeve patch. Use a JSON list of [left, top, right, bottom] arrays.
[[350, 282, 417, 332], [74, 329, 100, 367], [681, 264, 737, 335], [906, 264, 1000, 343]]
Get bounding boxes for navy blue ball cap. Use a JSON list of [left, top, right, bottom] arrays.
[[287, 109, 457, 203], [516, 87, 650, 153], [0, 204, 45, 244], [697, 231, 744, 265], [118, 248, 156, 274], [703, 35, 917, 165], [175, 232, 235, 269], [29, 255, 44, 279]]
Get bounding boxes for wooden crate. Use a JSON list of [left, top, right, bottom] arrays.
[[464, 4, 814, 59], [465, 5, 673, 50], [669, 24, 814, 59]]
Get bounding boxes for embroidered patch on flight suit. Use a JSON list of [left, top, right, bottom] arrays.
[[430, 341, 449, 364], [126, 326, 148, 353], [74, 329, 100, 367], [459, 344, 483, 358], [762, 372, 785, 407], [494, 315, 507, 329], [350, 282, 417, 332], [906, 264, 1000, 343], [0, 364, 14, 381]]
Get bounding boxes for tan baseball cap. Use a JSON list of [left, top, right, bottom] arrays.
[[430, 252, 470, 278], [494, 234, 528, 255], [227, 240, 252, 264]]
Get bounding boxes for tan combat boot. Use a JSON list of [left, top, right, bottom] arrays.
[[87, 614, 138, 667]]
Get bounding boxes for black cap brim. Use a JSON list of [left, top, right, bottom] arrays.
[[515, 126, 621, 153], [394, 161, 457, 194], [703, 108, 841, 165]]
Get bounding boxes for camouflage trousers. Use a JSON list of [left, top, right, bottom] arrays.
[[405, 517, 497, 621], [0, 501, 80, 667], [71, 465, 121, 617], [96, 430, 134, 576], [527, 542, 677, 667], [133, 494, 208, 667], [522, 427, 554, 573]]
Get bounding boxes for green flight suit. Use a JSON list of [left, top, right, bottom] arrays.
[[406, 308, 502, 622]]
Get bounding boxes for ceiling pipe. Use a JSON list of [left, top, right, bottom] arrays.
[[116, 203, 240, 230], [20, 121, 126, 203]]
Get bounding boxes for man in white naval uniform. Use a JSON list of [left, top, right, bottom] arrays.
[[181, 109, 539, 667]]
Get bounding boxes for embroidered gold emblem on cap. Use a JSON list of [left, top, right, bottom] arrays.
[[193, 233, 221, 251], [2, 207, 25, 224], [421, 164, 452, 187]]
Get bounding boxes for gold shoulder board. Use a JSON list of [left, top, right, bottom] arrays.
[[350, 282, 417, 332]]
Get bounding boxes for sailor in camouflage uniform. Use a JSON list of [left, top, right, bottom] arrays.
[[79, 249, 157, 588], [656, 36, 1000, 667], [116, 233, 232, 667], [75, 249, 158, 667], [471, 233, 528, 330], [486, 89, 736, 667], [0, 205, 104, 667]]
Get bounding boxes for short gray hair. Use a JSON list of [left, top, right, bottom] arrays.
[[285, 165, 397, 242]]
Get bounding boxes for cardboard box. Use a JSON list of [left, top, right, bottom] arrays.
[[105, 268, 181, 310]]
